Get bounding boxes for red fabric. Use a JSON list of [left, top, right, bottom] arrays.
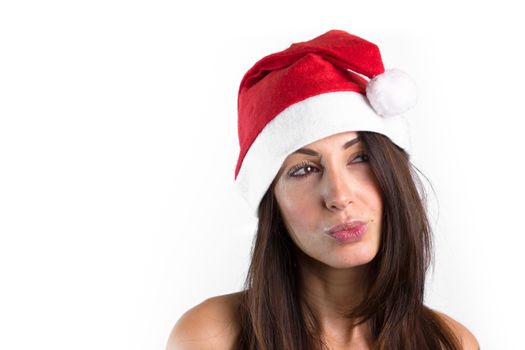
[[235, 29, 385, 179]]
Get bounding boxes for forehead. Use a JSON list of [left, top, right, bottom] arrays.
[[301, 131, 359, 149]]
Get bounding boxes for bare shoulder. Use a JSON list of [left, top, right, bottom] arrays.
[[166, 291, 244, 350], [435, 310, 480, 350]]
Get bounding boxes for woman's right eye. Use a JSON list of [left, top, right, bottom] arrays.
[[289, 161, 319, 178]]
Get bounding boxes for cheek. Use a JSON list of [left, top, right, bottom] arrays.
[[278, 189, 311, 222], [357, 171, 383, 213], [367, 188, 382, 213], [371, 186, 383, 215], [274, 183, 319, 232]]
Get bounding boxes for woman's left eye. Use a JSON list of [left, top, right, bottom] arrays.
[[352, 153, 369, 163]]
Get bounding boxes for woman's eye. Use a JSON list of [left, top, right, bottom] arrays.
[[352, 153, 369, 163], [289, 163, 318, 178], [288, 153, 369, 179]]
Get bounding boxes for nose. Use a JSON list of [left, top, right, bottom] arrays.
[[322, 166, 353, 211]]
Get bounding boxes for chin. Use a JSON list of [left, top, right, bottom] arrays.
[[328, 248, 379, 269]]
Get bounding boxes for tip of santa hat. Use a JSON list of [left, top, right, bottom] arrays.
[[366, 68, 418, 117]]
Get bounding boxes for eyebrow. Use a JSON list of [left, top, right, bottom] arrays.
[[291, 137, 362, 157]]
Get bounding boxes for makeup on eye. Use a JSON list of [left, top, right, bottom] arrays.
[[287, 152, 370, 178]]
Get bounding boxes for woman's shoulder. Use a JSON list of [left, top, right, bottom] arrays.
[[166, 291, 244, 350], [433, 309, 480, 350]]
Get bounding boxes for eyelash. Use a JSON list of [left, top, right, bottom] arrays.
[[288, 153, 370, 179]]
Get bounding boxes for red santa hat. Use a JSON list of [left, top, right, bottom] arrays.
[[234, 29, 417, 215]]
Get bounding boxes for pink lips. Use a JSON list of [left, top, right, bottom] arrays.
[[327, 220, 367, 243]]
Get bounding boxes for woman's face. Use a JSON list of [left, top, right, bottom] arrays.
[[273, 131, 383, 269]]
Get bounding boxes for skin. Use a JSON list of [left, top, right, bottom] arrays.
[[166, 131, 480, 350], [273, 131, 380, 348]]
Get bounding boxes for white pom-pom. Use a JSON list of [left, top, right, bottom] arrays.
[[365, 68, 417, 117]]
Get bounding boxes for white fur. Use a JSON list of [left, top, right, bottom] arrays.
[[235, 91, 411, 217], [366, 68, 417, 117]]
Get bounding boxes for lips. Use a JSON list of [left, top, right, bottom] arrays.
[[327, 220, 368, 243], [328, 220, 367, 235]]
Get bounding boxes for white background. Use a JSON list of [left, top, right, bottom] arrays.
[[1, 1, 523, 349]]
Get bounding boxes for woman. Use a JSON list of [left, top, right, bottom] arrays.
[[167, 30, 479, 349]]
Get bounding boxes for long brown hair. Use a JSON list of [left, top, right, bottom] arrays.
[[235, 131, 461, 349]]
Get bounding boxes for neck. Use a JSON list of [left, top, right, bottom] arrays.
[[297, 252, 373, 347]]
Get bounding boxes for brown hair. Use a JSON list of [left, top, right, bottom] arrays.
[[235, 131, 461, 349]]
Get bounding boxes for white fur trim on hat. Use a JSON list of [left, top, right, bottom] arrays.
[[234, 91, 411, 217]]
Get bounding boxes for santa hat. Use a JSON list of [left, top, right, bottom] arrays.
[[234, 29, 417, 215]]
